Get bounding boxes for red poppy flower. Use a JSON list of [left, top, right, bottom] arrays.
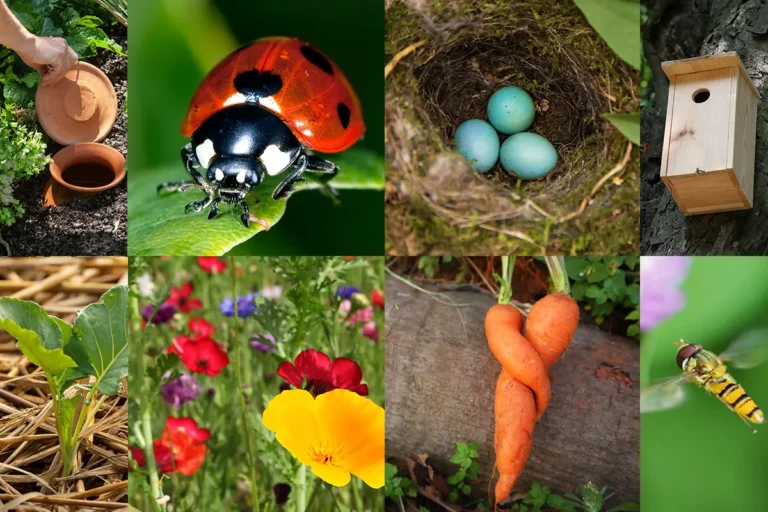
[[371, 289, 384, 309], [277, 348, 368, 396], [129, 417, 210, 476], [189, 317, 216, 337], [197, 257, 228, 274], [167, 283, 202, 313], [168, 335, 229, 376]]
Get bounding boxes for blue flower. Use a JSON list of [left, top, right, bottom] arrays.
[[220, 292, 259, 317], [336, 285, 361, 300]]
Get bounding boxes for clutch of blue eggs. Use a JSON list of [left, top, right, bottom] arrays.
[[453, 86, 558, 180]]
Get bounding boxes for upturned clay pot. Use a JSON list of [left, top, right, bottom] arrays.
[[50, 143, 125, 194], [35, 62, 117, 145]]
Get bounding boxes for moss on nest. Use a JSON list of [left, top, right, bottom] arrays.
[[385, 0, 639, 255]]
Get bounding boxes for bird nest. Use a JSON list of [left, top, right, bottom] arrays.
[[0, 257, 128, 511], [385, 0, 639, 255]]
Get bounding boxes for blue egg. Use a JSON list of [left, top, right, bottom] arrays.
[[487, 87, 535, 135], [500, 132, 558, 180], [453, 119, 499, 173]]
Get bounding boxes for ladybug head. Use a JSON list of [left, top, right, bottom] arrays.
[[206, 155, 263, 203]]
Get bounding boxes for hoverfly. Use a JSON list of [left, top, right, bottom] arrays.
[[641, 330, 768, 432]]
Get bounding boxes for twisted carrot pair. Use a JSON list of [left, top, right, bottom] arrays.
[[486, 293, 579, 507]]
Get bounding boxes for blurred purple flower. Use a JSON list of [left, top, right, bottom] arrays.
[[220, 292, 259, 317], [141, 302, 176, 325], [161, 374, 200, 409], [640, 256, 692, 331], [336, 285, 360, 300], [250, 333, 277, 353]]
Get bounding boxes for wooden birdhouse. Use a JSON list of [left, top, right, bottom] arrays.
[[660, 52, 760, 215]]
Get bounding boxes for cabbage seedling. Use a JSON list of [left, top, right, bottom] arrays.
[[0, 285, 128, 477]]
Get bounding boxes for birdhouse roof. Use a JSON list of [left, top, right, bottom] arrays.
[[662, 52, 760, 99]]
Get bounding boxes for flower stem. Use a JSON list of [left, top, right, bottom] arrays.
[[296, 463, 307, 512], [544, 256, 570, 295], [130, 279, 164, 511], [231, 257, 260, 512]]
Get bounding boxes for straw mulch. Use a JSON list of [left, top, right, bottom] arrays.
[[0, 257, 128, 511]]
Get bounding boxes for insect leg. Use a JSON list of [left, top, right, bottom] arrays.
[[305, 155, 340, 200], [157, 180, 201, 194], [184, 194, 214, 215], [272, 153, 309, 200], [208, 200, 220, 220]]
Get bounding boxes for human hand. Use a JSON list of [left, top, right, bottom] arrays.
[[16, 36, 78, 85]]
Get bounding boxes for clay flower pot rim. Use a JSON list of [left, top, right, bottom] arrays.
[[50, 143, 126, 194]]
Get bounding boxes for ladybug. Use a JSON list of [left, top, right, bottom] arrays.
[[158, 37, 365, 227]]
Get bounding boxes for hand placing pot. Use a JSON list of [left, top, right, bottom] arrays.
[[17, 36, 79, 85]]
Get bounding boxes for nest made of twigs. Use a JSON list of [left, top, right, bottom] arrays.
[[385, 0, 639, 255], [0, 257, 128, 511]]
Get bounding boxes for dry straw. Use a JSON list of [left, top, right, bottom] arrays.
[[0, 257, 128, 511]]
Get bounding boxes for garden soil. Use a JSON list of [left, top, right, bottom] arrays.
[[0, 28, 127, 256], [385, 0, 639, 255]]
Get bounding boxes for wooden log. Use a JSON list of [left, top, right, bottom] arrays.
[[385, 277, 639, 503]]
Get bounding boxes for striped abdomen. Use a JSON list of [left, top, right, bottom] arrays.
[[706, 374, 765, 424]]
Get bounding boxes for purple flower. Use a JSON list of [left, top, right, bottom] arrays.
[[250, 333, 277, 352], [336, 285, 360, 300], [640, 256, 692, 331], [220, 292, 259, 317], [161, 374, 200, 409], [141, 302, 176, 325]]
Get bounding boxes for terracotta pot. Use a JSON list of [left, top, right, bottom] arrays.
[[50, 143, 125, 194]]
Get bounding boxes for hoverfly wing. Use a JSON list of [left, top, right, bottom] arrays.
[[719, 329, 768, 370], [641, 374, 690, 414]]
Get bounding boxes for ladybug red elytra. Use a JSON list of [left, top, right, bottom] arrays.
[[158, 36, 365, 227]]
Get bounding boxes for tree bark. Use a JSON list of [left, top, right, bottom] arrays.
[[384, 277, 640, 504], [641, 0, 768, 255]]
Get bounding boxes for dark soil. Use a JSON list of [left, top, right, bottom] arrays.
[[0, 25, 127, 256]]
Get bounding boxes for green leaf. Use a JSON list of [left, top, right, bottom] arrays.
[[603, 113, 640, 145], [74, 15, 104, 28], [72, 285, 129, 395], [128, 148, 384, 255], [0, 298, 77, 375], [586, 261, 610, 283], [573, 0, 640, 69], [3, 80, 35, 107], [57, 394, 83, 445]]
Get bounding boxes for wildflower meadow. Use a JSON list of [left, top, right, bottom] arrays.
[[128, 257, 385, 511]]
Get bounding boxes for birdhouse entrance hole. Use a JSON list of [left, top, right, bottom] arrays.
[[692, 88, 710, 103]]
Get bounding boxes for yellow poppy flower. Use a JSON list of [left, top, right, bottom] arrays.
[[263, 388, 384, 488]]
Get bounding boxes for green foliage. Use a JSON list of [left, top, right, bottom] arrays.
[[385, 462, 418, 499], [603, 113, 640, 146], [572, 0, 640, 70], [128, 148, 385, 256], [513, 482, 638, 512], [0, 107, 50, 227], [446, 441, 480, 502], [417, 255, 453, 279], [566, 256, 640, 337], [0, 285, 128, 476]]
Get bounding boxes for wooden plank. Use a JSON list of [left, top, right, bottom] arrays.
[[665, 68, 733, 178], [665, 171, 749, 214], [662, 52, 760, 99], [660, 75, 678, 177], [733, 75, 758, 206]]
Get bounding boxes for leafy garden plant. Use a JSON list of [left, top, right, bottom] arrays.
[[566, 256, 640, 337], [0, 285, 128, 477], [515, 481, 639, 512], [446, 441, 480, 502]]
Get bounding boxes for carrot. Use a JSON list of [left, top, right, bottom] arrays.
[[486, 293, 579, 508]]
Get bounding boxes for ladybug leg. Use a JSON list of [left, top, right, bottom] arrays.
[[306, 155, 340, 199], [272, 153, 309, 200], [208, 200, 220, 220], [184, 195, 214, 215], [239, 200, 250, 228]]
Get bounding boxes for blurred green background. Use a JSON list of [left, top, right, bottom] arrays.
[[642, 257, 768, 512], [130, 0, 383, 255]]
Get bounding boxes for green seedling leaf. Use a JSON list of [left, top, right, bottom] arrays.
[[57, 394, 83, 445], [573, 0, 640, 69], [603, 113, 640, 145], [0, 299, 77, 380], [128, 147, 384, 255], [72, 285, 129, 396]]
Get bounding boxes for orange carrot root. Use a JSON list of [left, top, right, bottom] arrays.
[[486, 294, 579, 508]]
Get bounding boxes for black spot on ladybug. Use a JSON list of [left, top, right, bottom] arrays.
[[234, 70, 283, 101], [301, 45, 334, 75], [337, 103, 351, 129]]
